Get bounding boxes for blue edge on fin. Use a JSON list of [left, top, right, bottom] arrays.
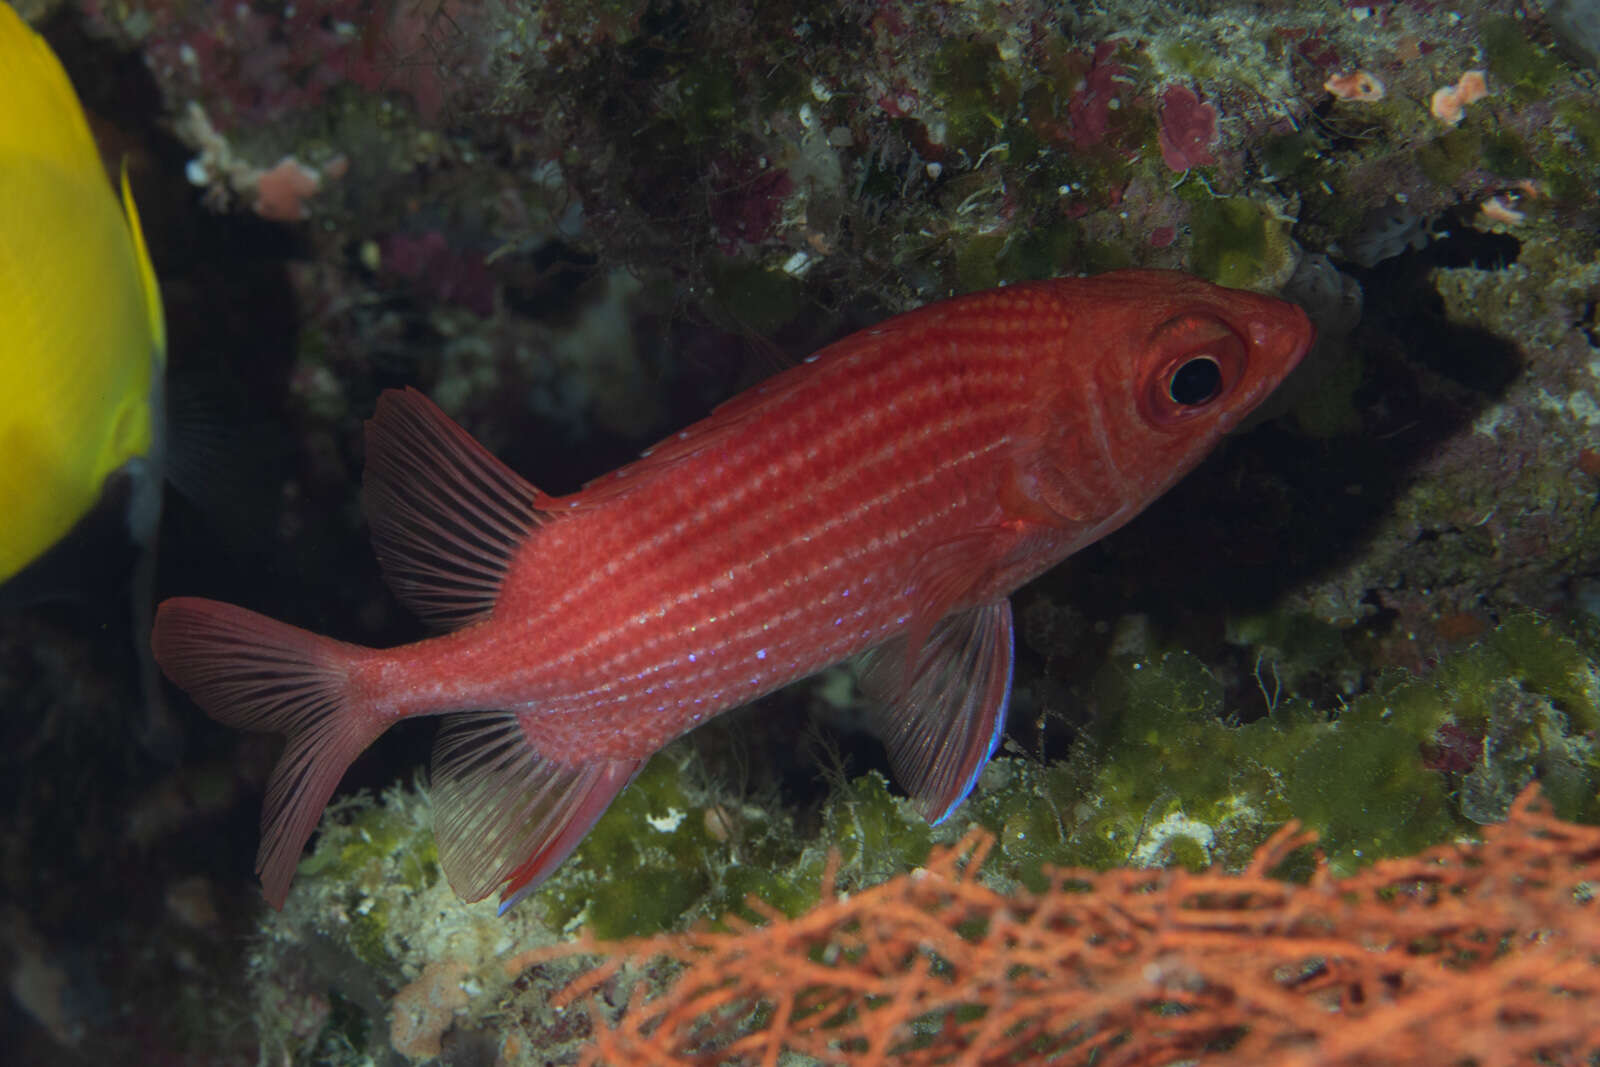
[[859, 599, 1014, 826]]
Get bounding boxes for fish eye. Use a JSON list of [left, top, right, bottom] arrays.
[[1167, 356, 1223, 406], [1137, 313, 1249, 427]]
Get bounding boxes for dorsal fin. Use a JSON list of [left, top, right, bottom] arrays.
[[574, 297, 985, 508], [573, 338, 880, 507], [363, 388, 551, 628], [573, 382, 776, 507]]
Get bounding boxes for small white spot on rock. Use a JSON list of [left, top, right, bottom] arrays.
[[646, 808, 685, 833]]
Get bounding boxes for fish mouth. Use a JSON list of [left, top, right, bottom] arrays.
[[1218, 303, 1317, 433], [1253, 303, 1317, 376]]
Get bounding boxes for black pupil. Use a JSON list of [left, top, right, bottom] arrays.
[[1168, 357, 1222, 406]]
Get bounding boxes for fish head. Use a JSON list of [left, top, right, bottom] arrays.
[[1051, 269, 1314, 509]]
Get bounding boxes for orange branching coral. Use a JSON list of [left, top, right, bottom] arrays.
[[515, 787, 1600, 1065]]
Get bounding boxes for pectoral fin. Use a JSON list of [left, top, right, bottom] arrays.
[[858, 599, 1013, 823]]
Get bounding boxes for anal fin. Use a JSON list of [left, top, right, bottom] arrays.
[[858, 600, 1014, 824], [430, 712, 643, 913]]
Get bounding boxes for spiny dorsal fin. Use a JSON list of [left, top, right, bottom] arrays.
[[573, 380, 776, 506], [363, 388, 550, 629], [574, 335, 880, 507]]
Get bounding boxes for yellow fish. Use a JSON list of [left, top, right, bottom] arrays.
[[0, 1, 165, 585]]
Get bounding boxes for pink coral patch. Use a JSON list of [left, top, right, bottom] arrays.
[[1324, 70, 1386, 102], [1066, 41, 1129, 149], [253, 156, 321, 222], [379, 231, 497, 317], [1156, 85, 1218, 172]]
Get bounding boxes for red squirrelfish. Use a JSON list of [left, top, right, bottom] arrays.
[[152, 270, 1313, 913]]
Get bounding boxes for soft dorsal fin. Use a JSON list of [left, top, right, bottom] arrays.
[[573, 385, 774, 507], [573, 340, 879, 507], [858, 600, 1014, 823], [430, 711, 643, 912], [363, 388, 551, 628]]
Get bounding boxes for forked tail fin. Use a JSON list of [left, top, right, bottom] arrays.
[[151, 597, 382, 908]]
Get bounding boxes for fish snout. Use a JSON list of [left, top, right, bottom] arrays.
[[1247, 303, 1317, 377], [1216, 302, 1317, 432]]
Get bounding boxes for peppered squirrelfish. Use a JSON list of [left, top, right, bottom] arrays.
[[152, 270, 1313, 912]]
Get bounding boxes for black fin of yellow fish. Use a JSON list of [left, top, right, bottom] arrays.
[[0, 473, 143, 609], [431, 712, 644, 913], [857, 600, 1013, 823], [362, 388, 552, 630]]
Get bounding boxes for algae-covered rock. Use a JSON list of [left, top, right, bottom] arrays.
[[942, 613, 1600, 884], [1188, 194, 1299, 291]]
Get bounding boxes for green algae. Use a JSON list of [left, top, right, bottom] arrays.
[[288, 790, 442, 972], [948, 218, 1126, 292], [705, 259, 805, 335], [536, 746, 825, 937], [717, 851, 827, 922], [1282, 715, 1457, 865], [299, 792, 439, 899], [820, 769, 936, 884], [538, 753, 718, 938], [952, 213, 1131, 293], [964, 758, 1084, 891], [1480, 129, 1536, 178], [674, 62, 740, 143], [1186, 195, 1293, 291], [1004, 224, 1130, 283], [844, 612, 1600, 892], [954, 232, 1008, 292], [933, 38, 1017, 157], [1481, 14, 1570, 99], [1152, 38, 1218, 81], [1259, 125, 1328, 186], [1486, 615, 1600, 733], [1543, 101, 1600, 201], [1079, 653, 1288, 865], [1417, 127, 1484, 188]]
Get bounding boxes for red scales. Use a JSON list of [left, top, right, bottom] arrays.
[[154, 270, 1313, 912]]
